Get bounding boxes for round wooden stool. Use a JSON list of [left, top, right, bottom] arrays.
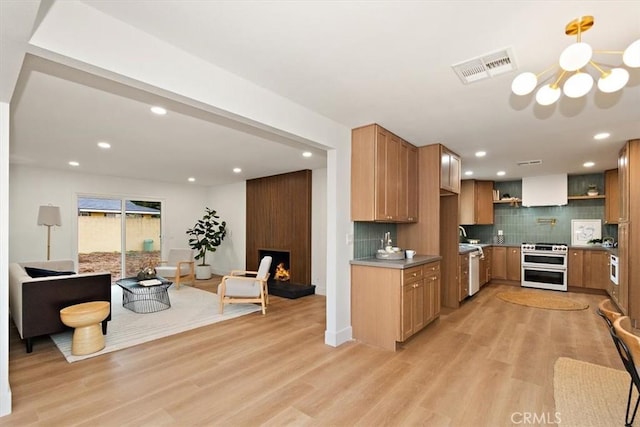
[[60, 301, 110, 356]]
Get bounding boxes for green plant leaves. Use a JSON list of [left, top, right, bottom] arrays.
[[186, 207, 227, 266]]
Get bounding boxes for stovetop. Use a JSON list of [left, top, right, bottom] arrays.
[[521, 242, 568, 252]]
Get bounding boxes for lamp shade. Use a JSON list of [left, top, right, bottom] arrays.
[[623, 39, 640, 68], [598, 68, 630, 93], [511, 72, 538, 96], [535, 84, 561, 105], [563, 72, 594, 98], [559, 42, 593, 71], [37, 205, 61, 226]]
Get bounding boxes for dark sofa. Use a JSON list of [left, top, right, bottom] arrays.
[[9, 260, 112, 353]]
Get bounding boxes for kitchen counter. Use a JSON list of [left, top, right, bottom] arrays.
[[350, 254, 441, 269]]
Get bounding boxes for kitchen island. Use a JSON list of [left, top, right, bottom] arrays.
[[350, 255, 442, 351]]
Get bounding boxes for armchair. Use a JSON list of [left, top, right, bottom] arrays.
[[154, 248, 195, 289], [218, 256, 272, 314]]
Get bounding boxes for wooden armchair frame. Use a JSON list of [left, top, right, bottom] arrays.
[[218, 256, 272, 315], [155, 249, 195, 289]]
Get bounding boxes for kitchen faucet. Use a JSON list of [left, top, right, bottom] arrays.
[[459, 226, 467, 238]]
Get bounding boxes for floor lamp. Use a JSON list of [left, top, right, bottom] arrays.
[[37, 205, 61, 260]]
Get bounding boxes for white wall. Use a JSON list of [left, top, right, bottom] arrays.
[[207, 181, 246, 276], [312, 168, 327, 295], [9, 165, 210, 264], [1, 103, 12, 415]]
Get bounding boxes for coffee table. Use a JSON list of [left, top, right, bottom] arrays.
[[116, 277, 173, 313]]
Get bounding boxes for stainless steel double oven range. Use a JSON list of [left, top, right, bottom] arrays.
[[521, 243, 568, 291]]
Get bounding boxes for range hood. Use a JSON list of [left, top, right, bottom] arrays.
[[522, 174, 568, 207]]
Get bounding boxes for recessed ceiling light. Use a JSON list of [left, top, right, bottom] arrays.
[[497, 171, 506, 176], [233, 167, 242, 173], [583, 161, 595, 168], [464, 171, 473, 176], [302, 151, 313, 158], [68, 161, 79, 167], [594, 132, 610, 140], [97, 141, 111, 149], [475, 151, 487, 157], [188, 177, 196, 182], [150, 106, 167, 115]]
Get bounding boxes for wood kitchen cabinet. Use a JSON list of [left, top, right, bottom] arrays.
[[619, 145, 629, 223], [480, 247, 492, 286], [459, 180, 494, 225], [351, 124, 418, 222], [351, 260, 441, 351], [491, 247, 507, 280], [491, 246, 520, 282], [617, 222, 629, 313], [440, 146, 461, 194], [568, 248, 609, 290], [605, 168, 619, 225], [568, 249, 584, 287], [458, 253, 469, 301], [506, 247, 521, 281], [584, 250, 608, 290]]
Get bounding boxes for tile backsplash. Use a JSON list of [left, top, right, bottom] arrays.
[[353, 222, 397, 259], [467, 174, 617, 245]]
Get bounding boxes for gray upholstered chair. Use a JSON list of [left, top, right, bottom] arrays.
[[218, 256, 272, 314], [154, 248, 195, 289]]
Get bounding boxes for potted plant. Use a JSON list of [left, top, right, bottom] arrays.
[[186, 207, 227, 279]]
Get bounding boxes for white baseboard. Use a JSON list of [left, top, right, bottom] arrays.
[[324, 326, 352, 347]]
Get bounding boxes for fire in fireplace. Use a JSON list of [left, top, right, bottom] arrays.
[[274, 262, 290, 281]]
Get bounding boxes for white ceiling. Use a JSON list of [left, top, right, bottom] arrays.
[[7, 1, 640, 185]]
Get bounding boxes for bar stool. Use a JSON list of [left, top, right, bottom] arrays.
[[60, 301, 110, 355]]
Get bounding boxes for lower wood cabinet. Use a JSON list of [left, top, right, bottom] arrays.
[[491, 246, 520, 282], [568, 248, 609, 290], [351, 260, 441, 351], [458, 253, 469, 302], [480, 247, 492, 286]]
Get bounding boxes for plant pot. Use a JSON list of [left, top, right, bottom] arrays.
[[195, 264, 212, 280]]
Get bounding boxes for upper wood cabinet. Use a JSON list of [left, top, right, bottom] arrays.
[[459, 180, 494, 225], [619, 145, 630, 223], [605, 168, 619, 225], [351, 124, 418, 222], [440, 146, 461, 194]]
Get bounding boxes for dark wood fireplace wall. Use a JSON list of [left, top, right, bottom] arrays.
[[246, 170, 311, 286]]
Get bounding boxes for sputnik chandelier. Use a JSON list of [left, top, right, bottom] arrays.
[[511, 16, 640, 106]]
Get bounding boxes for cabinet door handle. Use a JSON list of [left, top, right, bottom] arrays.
[[412, 272, 418, 277]]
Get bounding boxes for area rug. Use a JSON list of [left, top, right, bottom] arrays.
[[496, 291, 589, 311], [51, 285, 261, 363], [554, 357, 637, 426]]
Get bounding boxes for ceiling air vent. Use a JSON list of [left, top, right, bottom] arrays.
[[452, 47, 517, 84], [516, 159, 543, 166]]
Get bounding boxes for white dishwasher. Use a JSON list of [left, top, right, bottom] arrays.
[[468, 250, 481, 296]]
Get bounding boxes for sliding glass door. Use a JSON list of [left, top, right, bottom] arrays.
[[77, 197, 161, 281]]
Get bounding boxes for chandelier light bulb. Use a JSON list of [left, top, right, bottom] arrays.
[[511, 72, 538, 95], [535, 84, 561, 105], [559, 42, 593, 71], [563, 72, 594, 98], [623, 39, 640, 68], [598, 68, 630, 93]]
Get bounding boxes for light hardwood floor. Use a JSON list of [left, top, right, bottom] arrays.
[[1, 281, 623, 426]]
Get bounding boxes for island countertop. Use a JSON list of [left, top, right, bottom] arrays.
[[350, 255, 442, 269]]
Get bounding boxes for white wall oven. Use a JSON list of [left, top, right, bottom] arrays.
[[610, 254, 619, 285], [521, 243, 568, 292]]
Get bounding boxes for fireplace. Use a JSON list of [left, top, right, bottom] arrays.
[[258, 249, 315, 299]]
